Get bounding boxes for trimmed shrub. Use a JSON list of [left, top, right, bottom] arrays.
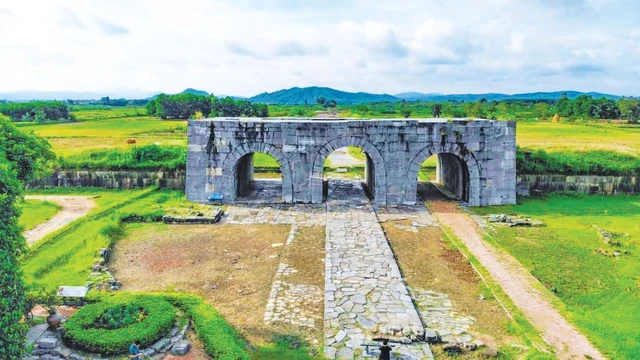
[[63, 295, 175, 354], [162, 294, 250, 360]]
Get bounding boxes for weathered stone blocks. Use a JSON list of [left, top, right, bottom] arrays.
[[187, 118, 516, 206]]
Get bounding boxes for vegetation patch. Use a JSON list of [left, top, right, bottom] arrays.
[[517, 147, 640, 176], [59, 144, 186, 170], [63, 295, 175, 354], [474, 194, 640, 359], [18, 199, 61, 231]]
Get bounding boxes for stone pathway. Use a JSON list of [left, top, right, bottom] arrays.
[[323, 180, 429, 359], [410, 288, 478, 346], [220, 203, 326, 225]]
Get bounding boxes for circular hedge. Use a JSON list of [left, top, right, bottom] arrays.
[[63, 295, 175, 354]]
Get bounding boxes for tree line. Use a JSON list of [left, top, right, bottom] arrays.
[[0, 101, 71, 122], [1, 119, 55, 358], [346, 94, 640, 122], [146, 94, 268, 119]]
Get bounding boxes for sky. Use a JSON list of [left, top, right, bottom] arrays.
[[1, 0, 639, 97]]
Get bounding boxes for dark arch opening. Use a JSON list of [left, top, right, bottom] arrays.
[[235, 152, 283, 203], [419, 153, 470, 202], [322, 147, 376, 201]]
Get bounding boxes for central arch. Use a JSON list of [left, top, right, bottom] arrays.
[[405, 143, 481, 206], [220, 142, 293, 203], [310, 137, 387, 205]]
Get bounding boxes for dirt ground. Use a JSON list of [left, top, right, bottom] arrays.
[[421, 185, 605, 360], [274, 225, 326, 351], [111, 223, 291, 346], [381, 220, 519, 358], [24, 195, 96, 246]]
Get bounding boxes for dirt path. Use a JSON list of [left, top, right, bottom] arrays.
[[23, 195, 96, 246], [420, 185, 605, 360]]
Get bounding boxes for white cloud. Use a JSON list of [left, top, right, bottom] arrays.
[[1, 0, 639, 96]]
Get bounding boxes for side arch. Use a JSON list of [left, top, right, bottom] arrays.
[[310, 136, 387, 205], [405, 143, 481, 206], [220, 142, 293, 203]]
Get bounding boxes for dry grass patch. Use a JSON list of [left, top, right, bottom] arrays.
[[381, 220, 519, 357], [111, 223, 290, 346]]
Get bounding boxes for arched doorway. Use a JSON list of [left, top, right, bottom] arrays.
[[220, 142, 293, 203], [320, 146, 378, 200], [405, 145, 480, 205], [310, 137, 387, 205], [235, 152, 284, 203], [418, 153, 470, 202]]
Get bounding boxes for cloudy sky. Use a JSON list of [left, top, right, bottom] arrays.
[[1, 0, 639, 97]]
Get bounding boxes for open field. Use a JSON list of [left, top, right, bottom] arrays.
[[474, 194, 640, 359], [17, 116, 186, 156], [517, 122, 640, 155], [18, 199, 61, 231]]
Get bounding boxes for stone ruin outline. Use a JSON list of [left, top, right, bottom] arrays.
[[186, 118, 516, 206]]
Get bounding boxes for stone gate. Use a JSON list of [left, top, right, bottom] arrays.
[[186, 118, 516, 206]]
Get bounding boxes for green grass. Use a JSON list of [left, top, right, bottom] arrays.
[[253, 152, 280, 168], [474, 194, 640, 359], [517, 122, 640, 156], [71, 107, 147, 121], [18, 199, 61, 231], [21, 189, 153, 287]]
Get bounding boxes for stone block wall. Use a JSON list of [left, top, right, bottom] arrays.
[[30, 169, 185, 190], [186, 118, 517, 206], [517, 174, 639, 195]]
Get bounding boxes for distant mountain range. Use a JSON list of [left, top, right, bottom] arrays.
[[249, 86, 398, 105], [0, 87, 633, 103], [393, 91, 623, 102]]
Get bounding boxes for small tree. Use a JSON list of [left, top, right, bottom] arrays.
[[400, 108, 412, 118], [325, 100, 337, 108], [431, 104, 442, 118], [316, 97, 326, 106]]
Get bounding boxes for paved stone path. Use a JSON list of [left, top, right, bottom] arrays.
[[323, 180, 428, 359]]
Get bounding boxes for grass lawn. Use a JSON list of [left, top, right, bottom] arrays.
[[517, 122, 640, 155], [18, 199, 61, 231], [474, 194, 640, 359]]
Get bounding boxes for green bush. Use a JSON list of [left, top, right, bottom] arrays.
[[0, 101, 70, 121], [161, 294, 249, 360], [63, 295, 175, 354], [517, 147, 640, 176], [86, 292, 250, 360]]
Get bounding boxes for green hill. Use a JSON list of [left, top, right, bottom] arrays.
[[250, 86, 399, 105], [179, 88, 210, 96]]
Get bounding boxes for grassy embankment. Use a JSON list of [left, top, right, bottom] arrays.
[[18, 200, 62, 231], [474, 194, 640, 359]]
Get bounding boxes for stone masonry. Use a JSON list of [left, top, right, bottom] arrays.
[[323, 180, 425, 359], [186, 118, 516, 206]]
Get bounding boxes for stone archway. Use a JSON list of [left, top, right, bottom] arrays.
[[310, 136, 387, 205], [220, 142, 293, 203], [405, 143, 481, 206]]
